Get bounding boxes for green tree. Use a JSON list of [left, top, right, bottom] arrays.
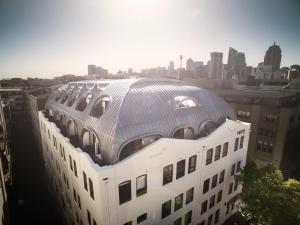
[[237, 162, 300, 225]]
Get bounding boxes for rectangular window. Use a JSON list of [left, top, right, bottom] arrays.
[[136, 175, 147, 197], [217, 190, 222, 203], [219, 170, 225, 184], [188, 155, 197, 173], [214, 209, 220, 224], [73, 160, 78, 177], [174, 193, 183, 211], [201, 200, 208, 214], [231, 164, 235, 176], [162, 200, 172, 219], [87, 210, 91, 225], [137, 213, 147, 224], [228, 182, 233, 195], [209, 195, 215, 208], [186, 187, 194, 204], [83, 171, 88, 191], [234, 180, 238, 191], [236, 161, 241, 173], [77, 194, 81, 209], [234, 138, 239, 151], [214, 145, 221, 161], [69, 155, 73, 171], [73, 188, 77, 202], [176, 160, 186, 179], [203, 178, 210, 194], [207, 215, 213, 225], [239, 136, 244, 149], [174, 217, 182, 225], [184, 210, 192, 225], [206, 149, 213, 165], [199, 221, 205, 225], [89, 178, 94, 200], [163, 164, 173, 185], [123, 222, 132, 225], [211, 174, 218, 189], [93, 219, 97, 225], [222, 142, 228, 157], [119, 180, 131, 204]]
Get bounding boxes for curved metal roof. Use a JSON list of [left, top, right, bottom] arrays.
[[45, 78, 236, 164]]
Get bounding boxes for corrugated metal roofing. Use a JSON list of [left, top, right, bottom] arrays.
[[45, 78, 236, 164]]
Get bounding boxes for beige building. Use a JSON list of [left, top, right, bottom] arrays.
[[215, 88, 300, 178]]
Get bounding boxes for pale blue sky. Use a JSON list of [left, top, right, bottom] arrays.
[[0, 0, 300, 78]]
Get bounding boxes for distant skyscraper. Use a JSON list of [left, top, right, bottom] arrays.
[[168, 61, 174, 73], [235, 52, 246, 77], [226, 47, 247, 80], [88, 64, 96, 75], [264, 42, 282, 72], [186, 58, 194, 72], [227, 47, 238, 71], [209, 52, 223, 79]]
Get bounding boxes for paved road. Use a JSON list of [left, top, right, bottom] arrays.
[[7, 117, 63, 225]]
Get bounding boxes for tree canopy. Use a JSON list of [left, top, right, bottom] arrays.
[[237, 162, 300, 225]]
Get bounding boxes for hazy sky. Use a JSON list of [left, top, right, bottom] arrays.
[[0, 0, 300, 78]]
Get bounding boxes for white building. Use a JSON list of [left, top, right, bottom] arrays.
[[38, 79, 250, 225]]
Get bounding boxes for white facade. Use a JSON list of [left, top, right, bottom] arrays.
[[39, 111, 250, 225]]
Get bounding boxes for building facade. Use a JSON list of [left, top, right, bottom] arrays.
[[215, 88, 300, 178], [264, 42, 282, 72], [209, 53, 223, 80], [38, 79, 250, 225]]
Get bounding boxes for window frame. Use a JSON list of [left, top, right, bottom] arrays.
[[136, 174, 147, 197], [118, 180, 132, 205]]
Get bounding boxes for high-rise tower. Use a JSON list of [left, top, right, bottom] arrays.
[[264, 42, 282, 72]]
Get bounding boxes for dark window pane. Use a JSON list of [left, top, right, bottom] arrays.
[[206, 149, 213, 165], [162, 200, 172, 219], [214, 209, 220, 224], [87, 210, 91, 225], [239, 136, 244, 149], [236, 161, 241, 173], [217, 190, 222, 203], [89, 178, 94, 200], [222, 142, 228, 157], [136, 175, 147, 197], [174, 217, 182, 225], [231, 164, 235, 176], [137, 213, 147, 224], [203, 179, 210, 194], [201, 200, 208, 214], [83, 171, 88, 190], [219, 170, 225, 184], [214, 145, 221, 161], [119, 180, 131, 204], [207, 215, 213, 225], [176, 160, 185, 179], [209, 195, 215, 208], [188, 155, 197, 173], [186, 188, 194, 204], [123, 222, 132, 225], [174, 193, 183, 211], [234, 180, 238, 191], [228, 182, 233, 195], [184, 210, 192, 225], [163, 164, 173, 185], [211, 174, 218, 189], [234, 138, 239, 151]]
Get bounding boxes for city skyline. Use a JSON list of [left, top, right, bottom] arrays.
[[1, 0, 300, 78]]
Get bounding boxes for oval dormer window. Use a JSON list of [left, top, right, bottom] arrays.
[[90, 96, 110, 118], [76, 93, 93, 112], [175, 96, 199, 109]]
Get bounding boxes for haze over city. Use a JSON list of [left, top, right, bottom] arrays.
[[1, 0, 300, 78]]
